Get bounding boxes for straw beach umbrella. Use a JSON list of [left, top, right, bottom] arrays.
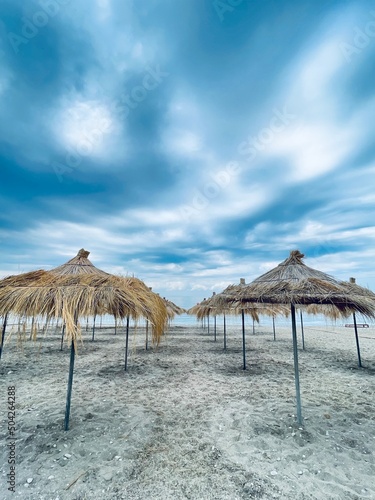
[[189, 285, 288, 364], [163, 297, 186, 321], [50, 249, 110, 341], [0, 250, 168, 430], [190, 286, 260, 363], [217, 250, 375, 424], [50, 248, 110, 277]]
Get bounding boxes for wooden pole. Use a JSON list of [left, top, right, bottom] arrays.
[[241, 309, 246, 370], [353, 312, 362, 368], [214, 315, 217, 342], [207, 312, 210, 336], [291, 304, 303, 425], [114, 317, 117, 335], [223, 314, 227, 350], [252, 318, 255, 335], [300, 311, 305, 350], [124, 316, 130, 371], [272, 316, 276, 341], [0, 313, 8, 361]]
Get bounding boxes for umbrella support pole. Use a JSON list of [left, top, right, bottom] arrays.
[[300, 311, 305, 350], [242, 309, 246, 370], [272, 316, 276, 341], [291, 304, 303, 425], [124, 316, 130, 371], [145, 320, 149, 350], [207, 313, 210, 336], [60, 323, 66, 351], [252, 318, 255, 335], [64, 339, 76, 431], [223, 314, 227, 350], [353, 313, 362, 368], [86, 318, 89, 332], [0, 313, 8, 361], [29, 316, 35, 340], [114, 318, 117, 335], [92, 315, 96, 342], [214, 315, 217, 342]]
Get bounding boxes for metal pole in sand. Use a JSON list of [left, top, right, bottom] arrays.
[[29, 316, 35, 340], [214, 315, 217, 342], [124, 316, 130, 371], [92, 315, 96, 341], [272, 316, 276, 341], [0, 313, 8, 361], [241, 309, 246, 370], [300, 311, 305, 350], [145, 319, 149, 350], [223, 313, 227, 350], [252, 318, 255, 335], [60, 323, 66, 351], [64, 315, 78, 431], [207, 312, 210, 336], [353, 312, 362, 368], [291, 304, 303, 425], [86, 317, 89, 332], [114, 317, 117, 335]]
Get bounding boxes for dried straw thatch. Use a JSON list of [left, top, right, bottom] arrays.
[[0, 250, 168, 344], [162, 297, 186, 321], [218, 251, 375, 317], [50, 248, 110, 276], [191, 293, 289, 322]]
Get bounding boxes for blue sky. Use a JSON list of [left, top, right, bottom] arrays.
[[1, 0, 375, 308]]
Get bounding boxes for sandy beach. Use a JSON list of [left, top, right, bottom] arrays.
[[1, 320, 375, 499]]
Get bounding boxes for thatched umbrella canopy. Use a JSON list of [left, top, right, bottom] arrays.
[[188, 285, 289, 359], [50, 248, 110, 276], [50, 248, 119, 336], [163, 297, 186, 321], [216, 250, 375, 424], [0, 249, 168, 430]]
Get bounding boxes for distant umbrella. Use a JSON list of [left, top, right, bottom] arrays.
[[162, 297, 186, 321], [188, 284, 288, 366]]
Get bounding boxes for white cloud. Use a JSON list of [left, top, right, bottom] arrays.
[[54, 99, 116, 158]]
